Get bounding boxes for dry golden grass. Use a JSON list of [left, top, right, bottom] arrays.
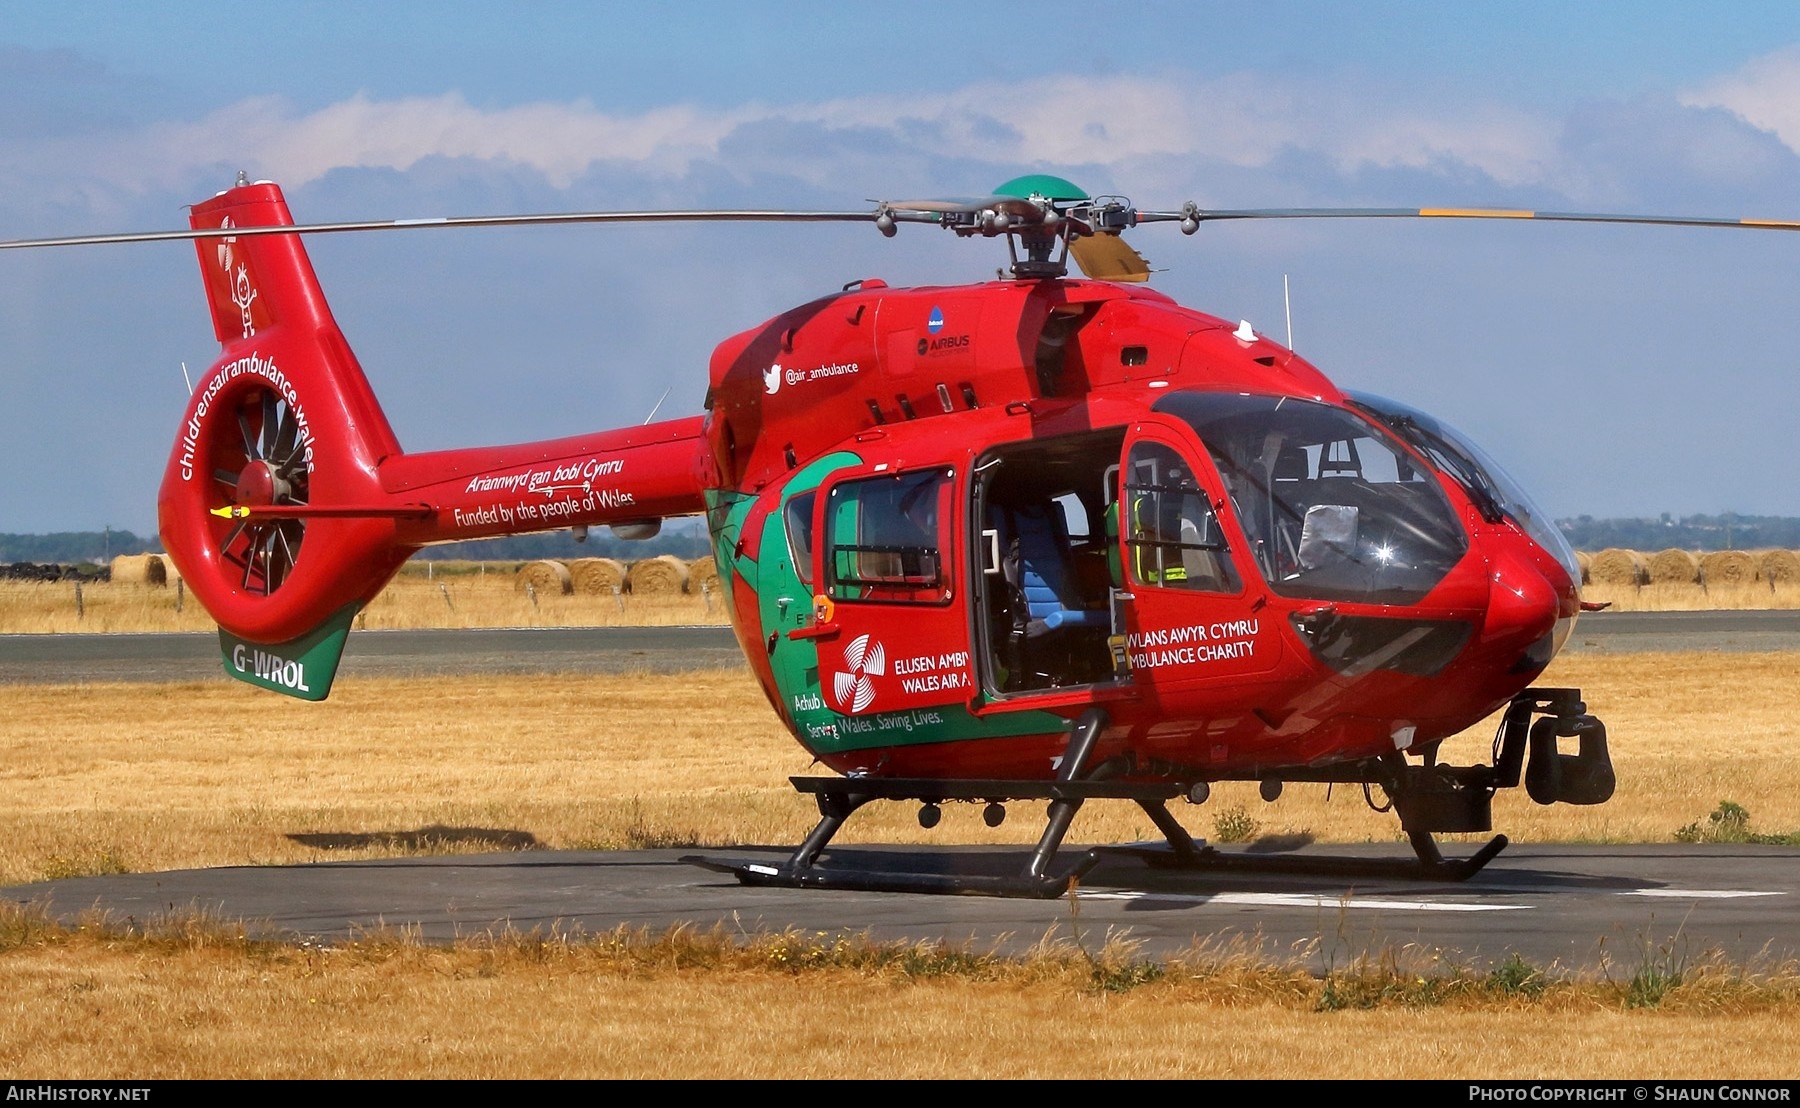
[[0, 578, 219, 634], [4, 909, 1799, 1079], [1, 652, 1796, 882], [1582, 579, 1800, 611], [0, 670, 806, 884], [0, 564, 729, 634], [4, 651, 1800, 1078]]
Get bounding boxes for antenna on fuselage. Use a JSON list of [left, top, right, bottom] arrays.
[[1284, 275, 1293, 349], [643, 386, 671, 425]]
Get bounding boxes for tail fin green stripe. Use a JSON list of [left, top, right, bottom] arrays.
[[218, 603, 358, 701]]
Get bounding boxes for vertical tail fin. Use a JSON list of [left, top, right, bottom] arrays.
[[159, 180, 416, 659]]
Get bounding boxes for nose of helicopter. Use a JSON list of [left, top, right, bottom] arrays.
[[1480, 540, 1575, 678]]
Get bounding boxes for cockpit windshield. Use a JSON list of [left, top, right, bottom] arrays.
[[1154, 391, 1468, 604], [1346, 391, 1581, 585]]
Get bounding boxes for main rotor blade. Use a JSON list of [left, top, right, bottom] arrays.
[[0, 208, 931, 251], [878, 195, 1009, 213], [1136, 206, 1800, 233], [878, 195, 1046, 220]]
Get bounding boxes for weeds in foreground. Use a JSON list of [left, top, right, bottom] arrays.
[[1211, 805, 1261, 843], [8, 903, 1796, 1015], [37, 848, 132, 881], [1674, 801, 1800, 845]]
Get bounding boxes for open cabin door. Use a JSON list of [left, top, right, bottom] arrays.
[[970, 427, 1131, 701]]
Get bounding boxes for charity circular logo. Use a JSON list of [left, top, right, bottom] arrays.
[[833, 633, 885, 713]]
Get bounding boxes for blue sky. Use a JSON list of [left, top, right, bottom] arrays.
[[7, 2, 1800, 534]]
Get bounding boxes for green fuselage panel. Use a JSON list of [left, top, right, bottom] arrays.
[[744, 452, 1067, 756]]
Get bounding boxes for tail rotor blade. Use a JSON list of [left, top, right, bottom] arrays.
[[260, 392, 281, 459]]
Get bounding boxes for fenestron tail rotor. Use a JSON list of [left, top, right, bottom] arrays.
[[212, 384, 310, 596]]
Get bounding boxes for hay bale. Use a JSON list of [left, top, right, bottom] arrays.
[[568, 557, 629, 595], [627, 554, 690, 596], [109, 553, 168, 587], [1758, 549, 1800, 585], [1587, 548, 1645, 586], [513, 559, 573, 595], [1700, 550, 1759, 587], [687, 555, 720, 595], [1574, 551, 1591, 585], [1645, 548, 1700, 585]]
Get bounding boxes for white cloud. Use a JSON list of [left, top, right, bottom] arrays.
[[136, 93, 748, 188], [40, 74, 1564, 199], [807, 74, 1556, 185], [1679, 44, 1800, 153]]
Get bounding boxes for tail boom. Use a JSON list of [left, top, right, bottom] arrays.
[[378, 417, 709, 545]]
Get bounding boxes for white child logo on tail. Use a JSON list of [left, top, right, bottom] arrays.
[[217, 217, 258, 338]]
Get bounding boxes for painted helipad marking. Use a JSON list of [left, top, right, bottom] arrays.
[[1625, 889, 1783, 900], [1079, 891, 1528, 912]]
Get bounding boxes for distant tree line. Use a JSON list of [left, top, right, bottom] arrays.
[[0, 529, 162, 564], [1557, 514, 1800, 552], [10, 514, 1797, 567]]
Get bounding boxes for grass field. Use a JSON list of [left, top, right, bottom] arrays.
[[3, 648, 1800, 1078], [5, 573, 1800, 1078]]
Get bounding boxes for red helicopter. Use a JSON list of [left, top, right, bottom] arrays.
[[23, 172, 1765, 897]]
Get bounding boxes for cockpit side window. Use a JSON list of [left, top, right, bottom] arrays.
[[1155, 391, 1469, 604], [783, 490, 817, 588], [1121, 442, 1240, 594], [824, 469, 953, 604]]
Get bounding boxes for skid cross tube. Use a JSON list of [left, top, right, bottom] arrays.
[[684, 709, 1162, 897]]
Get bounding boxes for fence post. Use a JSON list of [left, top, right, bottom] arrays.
[[74, 580, 84, 620], [175, 577, 185, 614], [439, 583, 454, 611], [527, 583, 538, 610]]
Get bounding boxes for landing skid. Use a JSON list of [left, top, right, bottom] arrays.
[[683, 708, 1511, 898], [684, 708, 1138, 898], [683, 851, 1100, 899], [1104, 830, 1509, 883]]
